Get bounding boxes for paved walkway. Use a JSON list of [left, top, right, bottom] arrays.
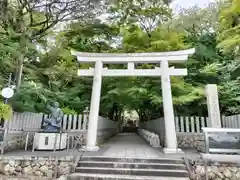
[[99, 133, 163, 158], [84, 133, 200, 159]]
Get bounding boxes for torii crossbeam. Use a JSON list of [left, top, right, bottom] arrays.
[[72, 48, 195, 153]]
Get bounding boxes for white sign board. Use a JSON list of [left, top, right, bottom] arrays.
[[206, 84, 221, 128], [1, 87, 14, 99]]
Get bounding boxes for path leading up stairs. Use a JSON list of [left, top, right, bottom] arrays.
[[68, 133, 190, 180]]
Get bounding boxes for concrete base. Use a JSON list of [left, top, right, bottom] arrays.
[[34, 133, 67, 150], [82, 145, 100, 151], [163, 148, 183, 154]]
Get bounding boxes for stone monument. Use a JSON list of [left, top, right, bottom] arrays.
[[206, 84, 222, 128], [33, 102, 67, 151]]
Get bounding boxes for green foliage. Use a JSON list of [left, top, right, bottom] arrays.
[[121, 26, 186, 52], [218, 0, 240, 54], [0, 0, 239, 123], [219, 79, 240, 114], [0, 102, 13, 120], [62, 107, 77, 115], [108, 0, 172, 35]]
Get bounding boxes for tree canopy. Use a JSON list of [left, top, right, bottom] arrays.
[[0, 0, 239, 121]]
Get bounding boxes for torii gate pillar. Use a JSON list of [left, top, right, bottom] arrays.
[[84, 61, 103, 151], [161, 61, 179, 153]]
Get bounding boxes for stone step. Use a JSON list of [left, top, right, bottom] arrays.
[[69, 173, 190, 180], [75, 167, 189, 177], [78, 161, 186, 170], [80, 156, 184, 164]]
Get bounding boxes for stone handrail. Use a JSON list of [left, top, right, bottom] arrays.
[[138, 129, 160, 148]]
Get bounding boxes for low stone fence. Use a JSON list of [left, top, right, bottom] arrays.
[[138, 129, 160, 147], [187, 159, 240, 180], [0, 157, 73, 180]]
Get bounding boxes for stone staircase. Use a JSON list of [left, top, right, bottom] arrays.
[[68, 156, 190, 180]]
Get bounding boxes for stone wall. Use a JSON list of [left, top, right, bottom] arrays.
[[96, 116, 119, 145], [3, 133, 34, 152], [8, 130, 116, 149], [0, 157, 72, 179], [3, 116, 118, 153], [177, 133, 205, 152], [96, 128, 118, 145], [140, 118, 207, 151], [138, 121, 206, 151], [188, 160, 240, 180], [4, 130, 116, 153], [0, 176, 52, 180], [139, 118, 165, 146], [68, 129, 117, 147]]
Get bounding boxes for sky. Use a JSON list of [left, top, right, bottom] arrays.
[[171, 0, 215, 9]]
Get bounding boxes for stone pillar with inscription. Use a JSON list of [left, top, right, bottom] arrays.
[[206, 84, 222, 128]]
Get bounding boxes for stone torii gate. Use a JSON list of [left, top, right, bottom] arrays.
[[72, 48, 195, 153]]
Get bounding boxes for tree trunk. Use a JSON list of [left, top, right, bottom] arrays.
[[15, 9, 26, 90], [16, 55, 23, 89], [0, 0, 8, 20]]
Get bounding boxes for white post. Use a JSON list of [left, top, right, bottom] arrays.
[[206, 84, 221, 128], [85, 60, 103, 151], [161, 61, 181, 154]]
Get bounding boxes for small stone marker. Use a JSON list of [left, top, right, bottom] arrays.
[[206, 84, 221, 128]]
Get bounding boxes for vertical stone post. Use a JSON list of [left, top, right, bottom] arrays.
[[85, 60, 103, 151], [161, 61, 180, 153], [206, 84, 222, 128]]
